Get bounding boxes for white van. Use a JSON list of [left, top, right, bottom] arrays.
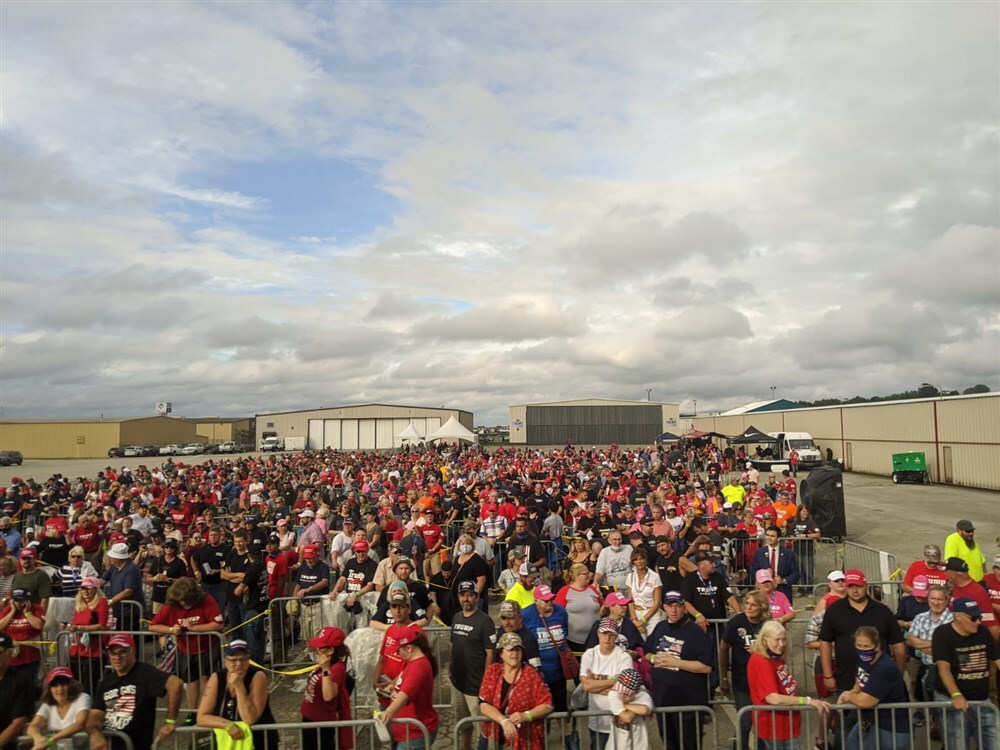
[[767, 432, 822, 467]]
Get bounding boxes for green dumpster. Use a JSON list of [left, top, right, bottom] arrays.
[[891, 452, 930, 484]]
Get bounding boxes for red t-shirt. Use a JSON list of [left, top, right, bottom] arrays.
[[420, 524, 442, 552], [903, 560, 948, 590], [301, 662, 353, 748], [747, 653, 801, 740], [265, 552, 290, 598], [950, 581, 998, 627], [70, 598, 110, 657], [70, 524, 102, 552], [0, 603, 44, 665], [44, 517, 69, 535], [983, 573, 1000, 614], [389, 655, 439, 741], [169, 505, 194, 535], [150, 597, 223, 653]]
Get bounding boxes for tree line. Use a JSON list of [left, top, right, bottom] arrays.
[[797, 383, 991, 408]]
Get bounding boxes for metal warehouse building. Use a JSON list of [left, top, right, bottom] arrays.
[[0, 416, 201, 459], [691, 392, 1000, 491], [256, 404, 474, 450], [508, 399, 681, 446]]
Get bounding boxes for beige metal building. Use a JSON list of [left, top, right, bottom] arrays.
[[256, 404, 474, 450], [691, 393, 1000, 491], [186, 417, 253, 443], [508, 398, 681, 446], [0, 416, 200, 459]]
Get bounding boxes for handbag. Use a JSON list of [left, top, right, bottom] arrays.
[[540, 613, 580, 680]]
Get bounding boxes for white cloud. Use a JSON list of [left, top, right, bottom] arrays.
[[1, 1, 997, 425]]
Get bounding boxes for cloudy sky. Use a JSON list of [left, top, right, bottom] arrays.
[[2, 1, 998, 426]]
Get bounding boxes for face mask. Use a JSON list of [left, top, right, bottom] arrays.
[[766, 648, 783, 660], [610, 544, 622, 552], [856, 648, 877, 663], [457, 544, 472, 555]]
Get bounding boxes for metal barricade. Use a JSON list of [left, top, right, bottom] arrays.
[[55, 628, 224, 693], [810, 579, 906, 612], [352, 625, 453, 716], [734, 699, 1000, 750], [456, 706, 719, 750], [161, 718, 432, 750], [17, 730, 135, 750], [843, 541, 901, 587]]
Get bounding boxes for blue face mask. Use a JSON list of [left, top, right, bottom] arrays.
[[766, 648, 783, 660], [856, 648, 877, 663]]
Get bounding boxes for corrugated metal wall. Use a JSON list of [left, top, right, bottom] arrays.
[[692, 394, 1000, 491], [258, 406, 469, 446], [120, 418, 200, 447], [526, 405, 663, 445], [308, 416, 444, 450]]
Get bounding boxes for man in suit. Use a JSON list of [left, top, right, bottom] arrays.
[[750, 525, 800, 602]]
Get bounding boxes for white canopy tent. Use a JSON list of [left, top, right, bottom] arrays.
[[425, 416, 477, 444], [396, 423, 424, 443]]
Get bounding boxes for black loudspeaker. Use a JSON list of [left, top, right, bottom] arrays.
[[800, 466, 847, 539]]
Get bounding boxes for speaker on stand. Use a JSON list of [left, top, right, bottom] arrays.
[[800, 466, 847, 540]]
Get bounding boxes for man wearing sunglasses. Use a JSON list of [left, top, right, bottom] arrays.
[[932, 597, 1000, 749]]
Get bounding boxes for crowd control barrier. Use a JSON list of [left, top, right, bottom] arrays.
[[456, 706, 719, 750], [56, 628, 224, 696], [735, 699, 999, 750], [160, 717, 432, 750], [811, 579, 907, 612], [17, 730, 135, 750]]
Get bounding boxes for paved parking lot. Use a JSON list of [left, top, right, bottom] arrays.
[[1, 457, 997, 569]]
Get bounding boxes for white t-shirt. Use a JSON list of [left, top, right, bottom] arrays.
[[607, 689, 654, 750], [580, 646, 633, 732], [36, 693, 92, 732], [625, 569, 662, 612], [596, 547, 632, 589]]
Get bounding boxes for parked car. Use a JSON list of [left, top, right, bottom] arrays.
[[217, 441, 238, 454], [203, 443, 221, 454], [159, 444, 182, 455], [108, 446, 125, 458], [0, 450, 23, 466], [178, 443, 204, 455], [142, 445, 160, 456], [122, 446, 144, 457]]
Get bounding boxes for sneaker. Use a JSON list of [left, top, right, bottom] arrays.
[[913, 711, 925, 727]]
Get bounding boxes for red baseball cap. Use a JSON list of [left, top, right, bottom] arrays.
[[844, 569, 867, 587], [302, 544, 320, 560]]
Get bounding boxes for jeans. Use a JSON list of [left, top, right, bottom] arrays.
[[935, 693, 998, 749], [760, 740, 798, 750], [393, 728, 438, 750], [846, 723, 912, 750], [732, 689, 752, 750], [226, 601, 247, 639], [589, 730, 609, 750], [244, 606, 265, 663], [201, 582, 226, 615]]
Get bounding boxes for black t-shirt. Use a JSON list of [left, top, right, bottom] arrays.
[[654, 553, 683, 594], [818, 597, 905, 690], [721, 613, 764, 692], [450, 553, 490, 599], [0, 667, 35, 750], [450, 608, 497, 694], [681, 571, 732, 620], [149, 556, 188, 603], [36, 537, 71, 568], [224, 549, 250, 603], [243, 560, 270, 611], [194, 543, 229, 585], [932, 622, 1000, 701], [645, 616, 713, 706], [428, 572, 456, 625], [94, 661, 170, 750], [340, 557, 379, 594]]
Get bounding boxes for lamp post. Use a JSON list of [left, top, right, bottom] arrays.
[[693, 399, 697, 416], [770, 386, 777, 399], [646, 389, 652, 402]]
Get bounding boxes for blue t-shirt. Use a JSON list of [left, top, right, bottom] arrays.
[[857, 655, 910, 730], [296, 560, 330, 593], [520, 603, 570, 683], [645, 616, 713, 707], [721, 613, 763, 692]]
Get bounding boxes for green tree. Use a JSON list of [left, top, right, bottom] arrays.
[[963, 384, 991, 394]]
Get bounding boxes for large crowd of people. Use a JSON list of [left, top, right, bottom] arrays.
[[0, 440, 997, 750]]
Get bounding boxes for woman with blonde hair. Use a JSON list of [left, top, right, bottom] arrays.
[[748, 621, 830, 749], [66, 576, 110, 697], [720, 590, 772, 749], [555, 562, 603, 653], [449, 532, 489, 612]]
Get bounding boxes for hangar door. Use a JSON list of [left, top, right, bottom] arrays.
[[526, 405, 662, 445]]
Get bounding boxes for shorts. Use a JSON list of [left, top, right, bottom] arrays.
[[451, 686, 482, 727], [178, 647, 221, 683]]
